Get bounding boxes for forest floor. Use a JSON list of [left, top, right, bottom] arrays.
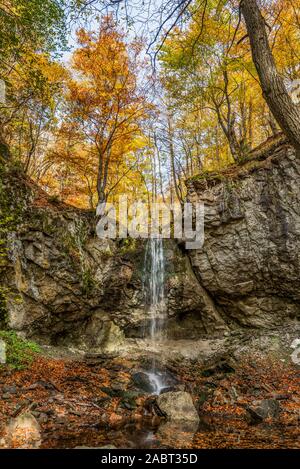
[[0, 339, 299, 449]]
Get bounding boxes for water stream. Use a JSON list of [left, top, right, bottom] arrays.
[[143, 238, 168, 394]]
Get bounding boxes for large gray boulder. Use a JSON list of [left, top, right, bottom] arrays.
[[156, 391, 200, 423]]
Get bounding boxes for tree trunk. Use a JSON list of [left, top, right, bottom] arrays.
[[268, 111, 280, 136], [248, 97, 253, 148], [227, 126, 241, 162], [215, 126, 221, 169], [97, 184, 106, 206], [167, 115, 183, 206], [241, 0, 300, 150], [96, 148, 107, 207], [0, 130, 10, 162]]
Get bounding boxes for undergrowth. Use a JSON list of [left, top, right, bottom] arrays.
[[0, 330, 40, 370]]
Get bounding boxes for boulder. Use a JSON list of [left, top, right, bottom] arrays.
[[83, 313, 125, 354], [101, 321, 125, 354], [246, 399, 280, 424], [132, 372, 154, 393], [0, 412, 41, 448], [156, 391, 200, 423]]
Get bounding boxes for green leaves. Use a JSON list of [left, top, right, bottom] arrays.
[[0, 0, 69, 72], [0, 330, 40, 369]]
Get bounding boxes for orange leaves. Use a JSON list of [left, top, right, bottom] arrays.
[[25, 15, 155, 209], [59, 16, 152, 206]]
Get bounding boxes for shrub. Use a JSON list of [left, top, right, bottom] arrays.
[[0, 330, 40, 370]]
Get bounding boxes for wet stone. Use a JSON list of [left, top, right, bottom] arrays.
[[246, 399, 281, 424], [3, 385, 17, 394], [132, 372, 154, 393]]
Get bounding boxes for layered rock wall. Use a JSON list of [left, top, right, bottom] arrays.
[[2, 142, 299, 353], [187, 143, 300, 328], [1, 172, 223, 350]]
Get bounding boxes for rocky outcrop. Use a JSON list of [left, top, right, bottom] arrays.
[[4, 208, 146, 349], [2, 140, 299, 352], [186, 142, 300, 328], [0, 170, 224, 351]]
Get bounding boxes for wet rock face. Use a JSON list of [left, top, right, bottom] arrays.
[[187, 145, 300, 328], [124, 240, 226, 339]]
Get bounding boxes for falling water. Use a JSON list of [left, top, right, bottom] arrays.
[[143, 238, 167, 394]]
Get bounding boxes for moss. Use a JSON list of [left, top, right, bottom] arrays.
[[224, 179, 240, 193], [60, 219, 97, 296], [119, 237, 137, 255], [48, 194, 61, 204], [81, 268, 96, 296], [0, 163, 19, 324], [62, 218, 89, 256], [189, 169, 225, 183], [187, 136, 290, 190], [0, 287, 8, 327], [0, 330, 40, 370], [29, 211, 57, 236]]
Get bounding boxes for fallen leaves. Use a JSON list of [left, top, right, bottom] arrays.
[[0, 352, 299, 449]]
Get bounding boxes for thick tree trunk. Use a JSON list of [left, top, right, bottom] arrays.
[[240, 0, 300, 150]]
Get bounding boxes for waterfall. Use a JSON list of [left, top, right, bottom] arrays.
[[143, 238, 167, 394]]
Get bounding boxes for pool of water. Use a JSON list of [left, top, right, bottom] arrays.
[[41, 414, 300, 449]]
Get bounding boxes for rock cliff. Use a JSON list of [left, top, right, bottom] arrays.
[[1, 140, 300, 353], [186, 141, 300, 328], [0, 170, 224, 352]]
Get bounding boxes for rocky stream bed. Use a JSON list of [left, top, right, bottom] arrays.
[[0, 326, 299, 449]]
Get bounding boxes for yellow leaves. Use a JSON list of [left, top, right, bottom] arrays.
[[41, 15, 152, 209], [37, 55, 69, 85], [160, 0, 300, 172], [9, 51, 68, 108]]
